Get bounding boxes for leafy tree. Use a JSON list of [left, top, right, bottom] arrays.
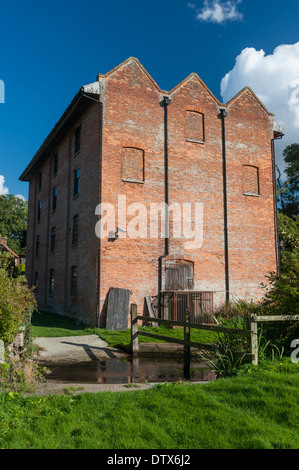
[[0, 252, 36, 346], [0, 194, 27, 255], [281, 143, 299, 217]]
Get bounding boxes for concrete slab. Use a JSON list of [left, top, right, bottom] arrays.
[[34, 335, 128, 362]]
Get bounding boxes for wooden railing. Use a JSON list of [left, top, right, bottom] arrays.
[[250, 314, 299, 365], [131, 304, 252, 376], [131, 304, 299, 373]]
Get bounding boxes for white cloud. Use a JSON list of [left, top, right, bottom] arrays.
[[189, 1, 243, 24], [0, 175, 9, 195], [15, 194, 26, 202], [0, 175, 26, 200], [220, 43, 299, 172]]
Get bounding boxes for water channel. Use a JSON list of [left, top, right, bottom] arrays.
[[41, 357, 216, 385]]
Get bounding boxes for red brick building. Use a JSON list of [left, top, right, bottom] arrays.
[[19, 57, 283, 327]]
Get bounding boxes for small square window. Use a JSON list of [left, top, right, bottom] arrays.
[[38, 172, 42, 191], [34, 272, 38, 290], [50, 227, 56, 253], [186, 111, 204, 143], [72, 215, 79, 245], [71, 266, 77, 297], [243, 165, 260, 196], [52, 186, 57, 211], [37, 200, 41, 221], [122, 147, 144, 183], [49, 269, 54, 296], [53, 154, 58, 176], [75, 126, 81, 154], [35, 235, 40, 257], [74, 167, 80, 196]]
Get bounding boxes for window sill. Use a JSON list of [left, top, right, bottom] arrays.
[[122, 179, 145, 184], [74, 150, 80, 157], [73, 193, 79, 199], [186, 139, 205, 144], [243, 193, 260, 197], [71, 243, 78, 248]]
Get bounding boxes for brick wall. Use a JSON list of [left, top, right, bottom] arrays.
[[24, 58, 279, 327]]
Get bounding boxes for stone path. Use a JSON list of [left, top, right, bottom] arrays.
[[34, 334, 127, 362]]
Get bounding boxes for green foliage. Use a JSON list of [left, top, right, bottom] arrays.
[[260, 212, 299, 317], [215, 299, 262, 320], [280, 143, 299, 217], [0, 358, 47, 393], [0, 366, 298, 449], [13, 263, 26, 278], [0, 194, 27, 255], [0, 253, 36, 346]]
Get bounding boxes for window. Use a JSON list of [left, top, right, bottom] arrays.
[[75, 126, 81, 154], [74, 167, 80, 196], [37, 200, 41, 221], [71, 266, 77, 297], [50, 227, 56, 253], [34, 272, 38, 290], [122, 147, 144, 183], [49, 269, 54, 296], [35, 235, 40, 257], [53, 153, 58, 176], [72, 215, 79, 246], [52, 186, 57, 211], [243, 165, 259, 196], [186, 110, 204, 143], [38, 172, 42, 191]]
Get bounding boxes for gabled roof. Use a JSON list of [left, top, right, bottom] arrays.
[[98, 57, 224, 105], [100, 57, 161, 92], [19, 58, 279, 182], [226, 86, 274, 116], [168, 72, 224, 105]]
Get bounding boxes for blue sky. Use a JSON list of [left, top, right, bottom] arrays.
[[1, 0, 299, 200]]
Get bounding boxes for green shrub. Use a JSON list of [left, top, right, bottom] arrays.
[[0, 255, 36, 347]]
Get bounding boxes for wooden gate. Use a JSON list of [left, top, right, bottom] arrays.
[[161, 291, 214, 324]]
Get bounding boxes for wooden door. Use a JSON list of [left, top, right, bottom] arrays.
[[165, 260, 194, 291]]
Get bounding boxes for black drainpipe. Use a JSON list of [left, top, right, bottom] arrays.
[[220, 107, 230, 303], [97, 101, 103, 326], [158, 96, 171, 317]]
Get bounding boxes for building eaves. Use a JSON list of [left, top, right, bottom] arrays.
[[19, 90, 97, 182]]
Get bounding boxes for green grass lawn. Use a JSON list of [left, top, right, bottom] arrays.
[[0, 362, 298, 449], [31, 311, 218, 353]]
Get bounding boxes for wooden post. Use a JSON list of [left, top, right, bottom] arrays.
[[250, 315, 258, 365], [184, 309, 191, 378], [131, 303, 138, 355]]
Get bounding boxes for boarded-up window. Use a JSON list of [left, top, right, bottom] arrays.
[[165, 260, 194, 291], [186, 111, 204, 142], [122, 147, 144, 182], [243, 165, 259, 195]]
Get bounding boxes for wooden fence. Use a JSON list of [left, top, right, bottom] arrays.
[[131, 304, 299, 373], [250, 314, 299, 365]]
